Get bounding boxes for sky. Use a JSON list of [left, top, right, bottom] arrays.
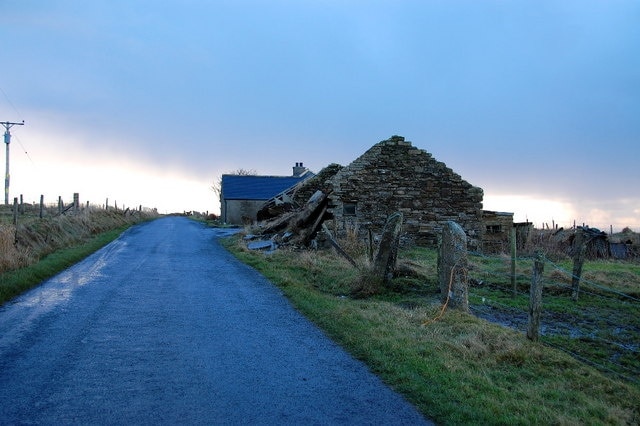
[[1, 1, 639, 230]]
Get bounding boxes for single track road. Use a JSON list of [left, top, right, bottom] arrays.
[[0, 217, 431, 425]]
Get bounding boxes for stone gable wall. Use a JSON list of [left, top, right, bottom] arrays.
[[327, 136, 484, 249]]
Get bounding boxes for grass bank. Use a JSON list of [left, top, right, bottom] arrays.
[[222, 237, 640, 425], [0, 209, 157, 305], [0, 227, 128, 305]]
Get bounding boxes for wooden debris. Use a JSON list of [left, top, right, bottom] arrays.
[[321, 223, 357, 267], [257, 190, 332, 248]]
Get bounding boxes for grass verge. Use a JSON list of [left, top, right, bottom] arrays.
[[222, 237, 640, 425], [0, 226, 129, 306]]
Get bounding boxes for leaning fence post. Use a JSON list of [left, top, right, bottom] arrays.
[[510, 226, 517, 298], [571, 229, 587, 301], [527, 250, 545, 341]]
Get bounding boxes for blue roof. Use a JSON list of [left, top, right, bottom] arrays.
[[221, 175, 307, 200]]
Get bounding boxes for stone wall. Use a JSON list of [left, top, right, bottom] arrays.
[[326, 136, 484, 249], [481, 210, 514, 253], [293, 163, 343, 206]]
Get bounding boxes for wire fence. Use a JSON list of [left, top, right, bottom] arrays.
[[0, 192, 156, 225], [465, 249, 640, 384]]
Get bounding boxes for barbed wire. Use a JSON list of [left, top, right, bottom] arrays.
[[542, 340, 639, 384], [543, 257, 640, 302], [467, 269, 638, 383], [468, 249, 639, 303]]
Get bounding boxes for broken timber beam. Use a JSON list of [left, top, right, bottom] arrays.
[[321, 223, 357, 267]]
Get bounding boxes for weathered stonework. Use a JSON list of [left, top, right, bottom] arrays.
[[481, 210, 515, 253], [326, 136, 484, 250]]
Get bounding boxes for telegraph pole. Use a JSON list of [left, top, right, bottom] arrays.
[[2, 120, 25, 205]]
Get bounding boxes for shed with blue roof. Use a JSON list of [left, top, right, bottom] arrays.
[[220, 163, 312, 224]]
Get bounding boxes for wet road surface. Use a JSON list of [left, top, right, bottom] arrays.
[[0, 217, 430, 425]]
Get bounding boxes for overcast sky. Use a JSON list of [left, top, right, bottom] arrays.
[[1, 1, 638, 229]]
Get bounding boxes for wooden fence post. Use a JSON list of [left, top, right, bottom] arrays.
[[571, 229, 587, 301], [13, 197, 18, 225], [58, 196, 62, 215], [510, 226, 517, 298], [73, 193, 79, 213], [39, 195, 44, 218], [527, 250, 545, 341], [19, 194, 24, 215]]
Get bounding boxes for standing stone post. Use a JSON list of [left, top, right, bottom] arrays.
[[438, 221, 469, 312], [372, 212, 403, 286], [73, 193, 80, 213]]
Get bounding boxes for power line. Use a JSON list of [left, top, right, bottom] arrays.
[[12, 134, 35, 165], [0, 86, 24, 121]]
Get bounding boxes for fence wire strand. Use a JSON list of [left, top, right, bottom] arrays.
[[466, 248, 639, 383]]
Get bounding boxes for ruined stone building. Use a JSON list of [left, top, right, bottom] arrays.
[[481, 210, 515, 252], [326, 136, 485, 249], [239, 136, 519, 252]]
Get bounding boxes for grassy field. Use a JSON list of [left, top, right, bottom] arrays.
[[462, 251, 640, 384], [222, 235, 640, 425], [2, 211, 636, 423]]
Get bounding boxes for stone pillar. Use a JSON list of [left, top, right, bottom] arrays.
[[372, 212, 403, 285], [438, 221, 469, 312]]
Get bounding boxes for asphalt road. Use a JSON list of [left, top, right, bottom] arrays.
[[0, 217, 431, 425]]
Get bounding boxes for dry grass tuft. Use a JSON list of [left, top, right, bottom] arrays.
[[0, 209, 157, 275], [0, 225, 33, 272]]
